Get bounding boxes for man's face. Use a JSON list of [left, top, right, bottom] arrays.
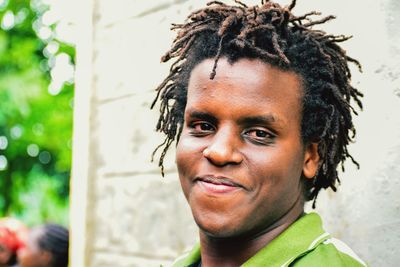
[[176, 57, 318, 238]]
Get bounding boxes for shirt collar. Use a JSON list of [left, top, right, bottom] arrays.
[[173, 212, 329, 267], [242, 212, 330, 267]]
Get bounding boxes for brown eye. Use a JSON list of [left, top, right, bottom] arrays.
[[246, 129, 270, 138], [189, 122, 215, 136], [254, 130, 268, 138], [243, 128, 275, 145], [196, 122, 214, 131]]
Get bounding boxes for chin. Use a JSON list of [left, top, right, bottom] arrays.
[[200, 226, 237, 239], [194, 214, 244, 239]]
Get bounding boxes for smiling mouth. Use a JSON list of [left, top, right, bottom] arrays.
[[195, 175, 244, 194]]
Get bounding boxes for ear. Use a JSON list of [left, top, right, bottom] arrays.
[[303, 142, 320, 179]]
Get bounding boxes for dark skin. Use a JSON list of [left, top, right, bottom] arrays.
[[17, 228, 52, 267], [0, 244, 12, 267], [176, 58, 320, 266]]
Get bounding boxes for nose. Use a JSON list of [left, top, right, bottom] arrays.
[[202, 127, 243, 166]]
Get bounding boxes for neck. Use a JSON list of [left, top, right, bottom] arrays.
[[199, 200, 304, 267]]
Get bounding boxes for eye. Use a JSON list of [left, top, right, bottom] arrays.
[[189, 121, 215, 136], [252, 130, 269, 138], [194, 122, 214, 131], [243, 128, 275, 144]]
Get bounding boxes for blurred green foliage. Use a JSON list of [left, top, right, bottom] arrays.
[[0, 0, 74, 226]]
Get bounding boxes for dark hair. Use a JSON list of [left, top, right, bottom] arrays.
[[152, 0, 363, 207], [37, 224, 69, 267]]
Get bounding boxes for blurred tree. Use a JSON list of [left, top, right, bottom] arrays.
[[0, 0, 74, 225]]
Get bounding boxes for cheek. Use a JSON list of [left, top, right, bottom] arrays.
[[176, 136, 200, 198], [17, 250, 31, 267], [19, 246, 42, 267], [246, 145, 304, 186], [176, 139, 189, 179], [0, 249, 11, 263], [246, 148, 284, 174], [176, 133, 204, 175]]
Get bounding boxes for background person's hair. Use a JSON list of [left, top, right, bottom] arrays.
[[36, 224, 69, 267], [152, 0, 363, 207]]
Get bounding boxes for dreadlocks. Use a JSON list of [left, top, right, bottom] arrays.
[[151, 0, 363, 207]]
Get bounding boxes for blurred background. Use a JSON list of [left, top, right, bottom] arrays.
[[0, 0, 74, 226]]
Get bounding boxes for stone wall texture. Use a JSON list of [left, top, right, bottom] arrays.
[[70, 0, 400, 266]]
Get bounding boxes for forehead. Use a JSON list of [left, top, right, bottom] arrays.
[[187, 57, 303, 122], [25, 227, 43, 251]]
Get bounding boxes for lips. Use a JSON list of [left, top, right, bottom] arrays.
[[195, 175, 245, 194]]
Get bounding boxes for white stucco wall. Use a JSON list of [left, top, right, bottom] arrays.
[[70, 1, 400, 266]]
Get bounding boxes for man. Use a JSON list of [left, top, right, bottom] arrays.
[[152, 1, 367, 266]]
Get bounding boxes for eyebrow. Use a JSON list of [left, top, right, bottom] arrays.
[[185, 110, 218, 125], [186, 109, 284, 128], [238, 114, 285, 129]]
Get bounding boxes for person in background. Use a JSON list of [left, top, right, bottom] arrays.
[[17, 224, 68, 267], [0, 218, 27, 267]]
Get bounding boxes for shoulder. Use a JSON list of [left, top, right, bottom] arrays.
[[242, 212, 367, 267], [291, 237, 368, 267], [170, 243, 201, 267]]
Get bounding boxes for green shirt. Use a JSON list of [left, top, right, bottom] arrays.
[[171, 213, 367, 267]]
